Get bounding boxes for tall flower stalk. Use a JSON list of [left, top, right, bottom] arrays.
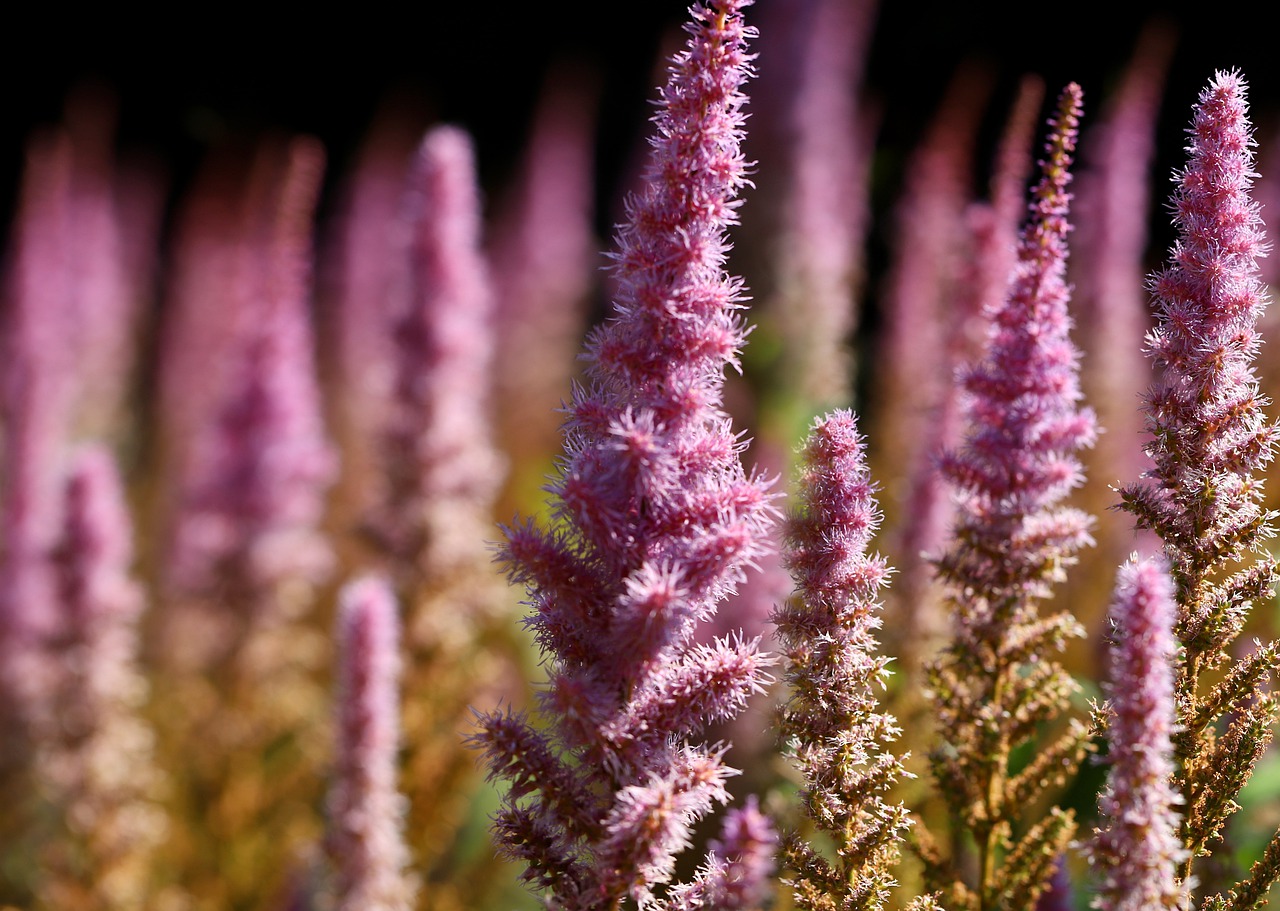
[[1118, 70, 1280, 905], [327, 576, 415, 911], [922, 84, 1097, 911], [471, 2, 776, 907], [774, 409, 916, 911], [373, 125, 511, 910], [151, 137, 337, 911], [1086, 556, 1188, 911], [32, 447, 166, 911]]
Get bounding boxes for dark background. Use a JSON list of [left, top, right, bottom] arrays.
[[4, 1, 1277, 271]]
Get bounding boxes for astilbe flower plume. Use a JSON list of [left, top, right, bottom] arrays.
[[1118, 70, 1280, 904], [32, 447, 165, 911], [327, 576, 415, 911], [363, 125, 512, 909], [321, 101, 422, 532], [150, 138, 338, 911], [662, 796, 778, 911], [773, 409, 914, 911], [371, 124, 503, 581], [489, 68, 598, 519], [0, 120, 159, 898], [923, 84, 1097, 911], [165, 137, 337, 613], [472, 2, 776, 907], [1086, 556, 1188, 911]]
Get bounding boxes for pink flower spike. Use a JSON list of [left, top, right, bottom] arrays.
[[661, 796, 778, 910], [1074, 25, 1173, 490], [925, 84, 1097, 909], [477, 2, 775, 906], [0, 128, 76, 652], [871, 67, 988, 507], [1088, 556, 1188, 911], [35, 445, 165, 909], [1117, 67, 1280, 894], [489, 67, 598, 515], [166, 137, 337, 599], [371, 124, 504, 580], [938, 82, 1097, 603], [775, 409, 912, 910], [322, 101, 422, 495], [767, 0, 877, 411], [1122, 69, 1276, 609], [327, 576, 415, 911]]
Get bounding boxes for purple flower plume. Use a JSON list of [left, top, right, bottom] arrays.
[[774, 409, 912, 911], [925, 84, 1097, 909], [370, 124, 504, 578], [473, 2, 776, 906], [33, 446, 165, 909], [166, 138, 337, 601], [1117, 69, 1280, 894], [327, 576, 415, 911], [322, 103, 421, 522], [936, 82, 1097, 608], [1087, 556, 1188, 911], [661, 796, 778, 911], [1120, 69, 1277, 647]]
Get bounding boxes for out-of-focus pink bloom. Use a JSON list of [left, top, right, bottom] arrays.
[[1, 130, 78, 654], [969, 75, 1046, 353], [166, 138, 337, 599], [1035, 859, 1075, 911], [369, 124, 504, 581], [320, 100, 423, 517], [767, 0, 877, 411], [661, 796, 778, 910], [473, 2, 776, 906], [1074, 25, 1173, 489], [1087, 556, 1188, 911], [870, 65, 989, 532], [327, 576, 415, 911], [489, 67, 598, 515], [886, 78, 1049, 670], [35, 445, 165, 909], [60, 86, 161, 443]]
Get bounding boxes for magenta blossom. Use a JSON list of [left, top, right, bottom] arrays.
[[473, 2, 776, 907]]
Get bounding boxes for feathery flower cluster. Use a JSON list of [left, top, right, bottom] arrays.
[[924, 83, 1097, 911], [1088, 556, 1188, 911], [34, 447, 164, 911], [1119, 68, 1280, 898], [663, 797, 778, 911], [167, 138, 337, 601], [774, 409, 912, 911], [372, 125, 503, 578], [328, 577, 415, 911], [473, 2, 777, 907], [148, 138, 339, 911], [933, 82, 1096, 609]]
